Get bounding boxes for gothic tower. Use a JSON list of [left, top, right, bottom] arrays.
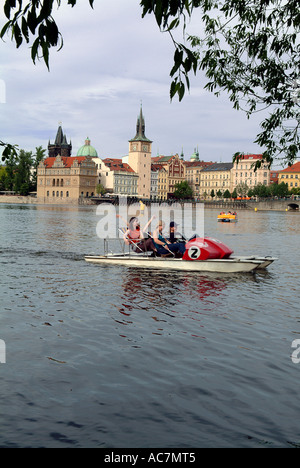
[[48, 124, 72, 158]]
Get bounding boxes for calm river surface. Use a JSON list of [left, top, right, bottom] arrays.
[[0, 203, 299, 448]]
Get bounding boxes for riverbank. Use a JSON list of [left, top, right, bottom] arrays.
[[0, 195, 94, 206], [0, 195, 37, 204], [0, 195, 298, 211]]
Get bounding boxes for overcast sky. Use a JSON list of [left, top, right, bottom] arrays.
[[0, 0, 278, 166]]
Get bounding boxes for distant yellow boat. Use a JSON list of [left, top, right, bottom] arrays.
[[218, 212, 238, 222]]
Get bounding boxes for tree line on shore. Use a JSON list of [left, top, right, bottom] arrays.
[[0, 146, 45, 195], [207, 181, 294, 200], [169, 180, 293, 201]]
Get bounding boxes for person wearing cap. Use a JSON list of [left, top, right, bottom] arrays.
[[169, 221, 186, 245], [169, 221, 180, 244]]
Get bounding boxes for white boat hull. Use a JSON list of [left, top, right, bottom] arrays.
[[84, 254, 277, 273]]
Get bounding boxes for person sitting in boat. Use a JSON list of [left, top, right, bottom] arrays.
[[168, 221, 186, 246], [153, 221, 185, 257], [123, 216, 156, 253]]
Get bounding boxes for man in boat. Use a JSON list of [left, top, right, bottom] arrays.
[[153, 221, 186, 257], [168, 221, 187, 246], [122, 216, 157, 253]]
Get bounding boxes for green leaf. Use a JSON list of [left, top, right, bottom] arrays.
[[41, 40, 50, 70], [4, 1, 12, 19], [21, 17, 29, 43], [27, 8, 37, 34], [13, 23, 23, 48], [31, 37, 39, 63], [0, 20, 12, 39]]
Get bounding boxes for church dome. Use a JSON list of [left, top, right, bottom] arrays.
[[77, 138, 98, 157], [190, 147, 199, 162]]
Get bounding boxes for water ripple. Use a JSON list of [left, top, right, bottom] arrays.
[[0, 205, 299, 447]]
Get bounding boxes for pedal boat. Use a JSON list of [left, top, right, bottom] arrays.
[[218, 213, 237, 222], [85, 237, 277, 273]]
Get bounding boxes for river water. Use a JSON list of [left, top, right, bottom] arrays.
[[0, 203, 299, 448]]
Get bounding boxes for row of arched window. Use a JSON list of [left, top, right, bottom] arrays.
[[47, 191, 69, 198], [46, 191, 95, 198], [52, 179, 64, 187]]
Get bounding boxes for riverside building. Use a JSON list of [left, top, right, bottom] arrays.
[[37, 126, 98, 204]]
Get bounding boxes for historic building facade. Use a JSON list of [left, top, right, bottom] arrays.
[[37, 127, 98, 204], [97, 158, 138, 196], [279, 161, 300, 190], [151, 154, 186, 199], [199, 162, 233, 197], [185, 161, 214, 198], [232, 154, 270, 189]]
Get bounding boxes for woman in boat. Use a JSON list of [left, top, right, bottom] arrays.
[[123, 216, 156, 253], [153, 221, 185, 256]]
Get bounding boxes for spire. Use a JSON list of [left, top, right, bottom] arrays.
[[136, 105, 145, 138], [48, 123, 72, 158], [54, 125, 64, 145], [129, 103, 152, 143]]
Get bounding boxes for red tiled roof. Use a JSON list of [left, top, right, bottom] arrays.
[[43, 156, 86, 168], [184, 161, 214, 167], [151, 155, 176, 163], [151, 163, 166, 171], [102, 158, 135, 173], [280, 161, 300, 173], [236, 154, 263, 160]]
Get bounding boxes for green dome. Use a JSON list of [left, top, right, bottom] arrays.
[[190, 147, 199, 162], [77, 137, 98, 157]]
